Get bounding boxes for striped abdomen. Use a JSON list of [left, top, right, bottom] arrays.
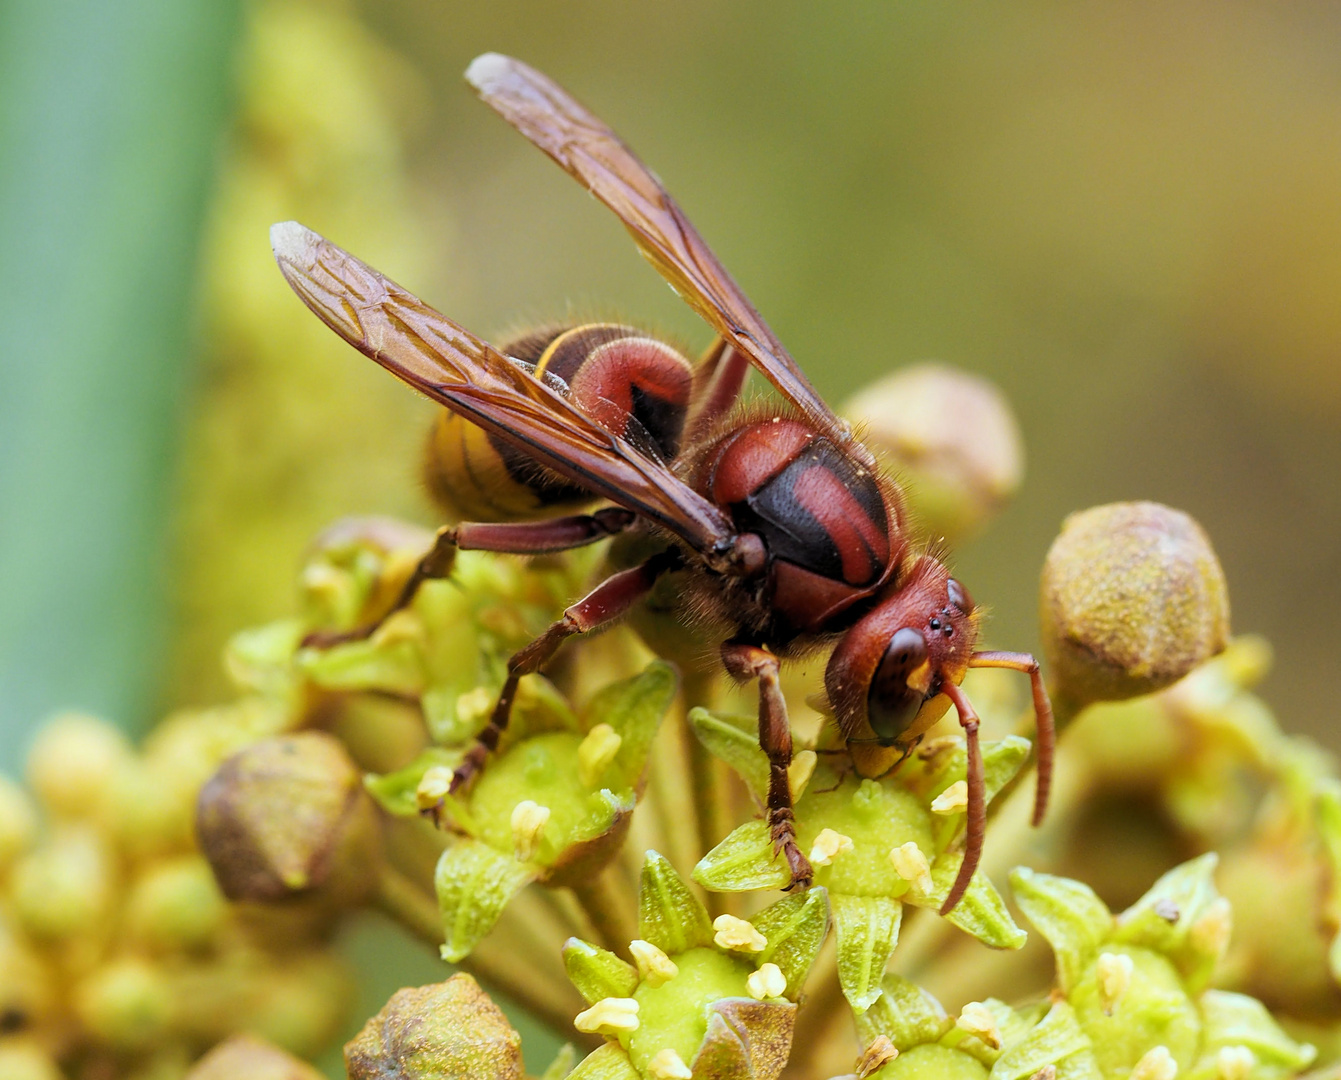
[[424, 323, 694, 521]]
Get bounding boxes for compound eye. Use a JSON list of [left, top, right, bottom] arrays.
[[946, 578, 973, 614], [867, 627, 929, 744]]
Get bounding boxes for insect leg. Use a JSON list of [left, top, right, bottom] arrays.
[[444, 548, 683, 799], [968, 650, 1055, 827], [686, 339, 751, 443], [303, 507, 637, 647], [720, 642, 814, 890], [938, 679, 984, 915]]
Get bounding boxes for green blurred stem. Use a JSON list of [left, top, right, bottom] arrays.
[[569, 869, 636, 961], [680, 667, 731, 917], [375, 865, 582, 1040]]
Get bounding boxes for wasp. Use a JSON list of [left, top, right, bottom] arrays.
[[271, 53, 1055, 913]]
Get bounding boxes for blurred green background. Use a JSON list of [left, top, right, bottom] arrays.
[[4, 0, 1339, 768]]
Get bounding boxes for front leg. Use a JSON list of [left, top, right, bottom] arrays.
[[721, 642, 813, 890]]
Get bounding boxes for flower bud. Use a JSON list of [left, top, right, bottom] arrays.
[[344, 975, 523, 1080], [844, 363, 1024, 544], [195, 732, 381, 907], [25, 711, 131, 819], [0, 775, 38, 873], [73, 957, 173, 1050], [186, 1034, 326, 1080], [1040, 502, 1229, 715], [10, 826, 116, 943], [0, 1040, 62, 1080], [124, 855, 228, 953]]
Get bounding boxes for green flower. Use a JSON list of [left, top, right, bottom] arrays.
[[562, 852, 826, 1080], [691, 711, 1027, 1010]]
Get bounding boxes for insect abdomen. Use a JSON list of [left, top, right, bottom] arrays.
[[423, 324, 693, 522]]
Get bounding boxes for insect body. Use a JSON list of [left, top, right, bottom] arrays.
[[272, 54, 1055, 912]]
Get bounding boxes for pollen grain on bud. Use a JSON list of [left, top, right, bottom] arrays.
[[746, 961, 787, 1000], [647, 1047, 693, 1080], [509, 800, 550, 862], [931, 780, 969, 815], [1215, 1046, 1256, 1080], [1096, 951, 1134, 1014], [890, 841, 933, 894], [956, 1001, 1002, 1049], [628, 938, 678, 987], [577, 723, 623, 787], [573, 996, 640, 1035], [1130, 1045, 1178, 1080], [788, 749, 817, 801], [712, 913, 767, 952], [808, 828, 854, 867]]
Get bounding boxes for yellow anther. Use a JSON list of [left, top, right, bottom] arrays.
[[808, 828, 854, 867], [629, 939, 678, 987], [647, 1048, 693, 1079], [415, 766, 454, 811], [573, 996, 639, 1035], [890, 841, 933, 894], [510, 800, 550, 862], [746, 962, 787, 1000], [1097, 951, 1134, 1014], [1189, 897, 1233, 959], [956, 1001, 1002, 1049], [713, 914, 767, 952], [1131, 1046, 1178, 1080], [455, 685, 493, 726], [578, 723, 623, 787], [788, 750, 817, 800], [931, 780, 969, 814], [1215, 1046, 1255, 1080]]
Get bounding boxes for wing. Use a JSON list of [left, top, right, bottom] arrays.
[[466, 53, 852, 446], [270, 221, 735, 551]]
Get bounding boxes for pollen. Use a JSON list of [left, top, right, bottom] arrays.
[[510, 800, 550, 862], [647, 1048, 693, 1079], [788, 750, 817, 801], [931, 780, 969, 814], [956, 1001, 1002, 1049], [573, 996, 639, 1035], [746, 962, 787, 1000], [629, 938, 678, 987], [1131, 1046, 1178, 1080], [890, 841, 933, 894], [1215, 1046, 1256, 1080], [1189, 897, 1232, 958], [1096, 951, 1134, 1014], [808, 828, 854, 867], [415, 766, 454, 811], [713, 914, 767, 952], [578, 723, 623, 787]]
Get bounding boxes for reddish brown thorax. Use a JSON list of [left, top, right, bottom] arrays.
[[699, 418, 906, 635], [824, 555, 980, 777]]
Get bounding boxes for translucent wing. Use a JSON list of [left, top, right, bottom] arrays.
[[466, 53, 851, 445], [270, 221, 735, 551]]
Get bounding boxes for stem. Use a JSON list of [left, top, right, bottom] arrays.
[[570, 867, 637, 960], [679, 667, 732, 916]]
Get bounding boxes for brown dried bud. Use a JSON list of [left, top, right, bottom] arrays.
[[195, 732, 381, 907], [844, 363, 1024, 545], [344, 975, 522, 1080], [1040, 502, 1229, 715], [186, 1034, 326, 1080]]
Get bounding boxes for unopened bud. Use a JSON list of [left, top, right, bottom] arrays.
[[510, 800, 550, 862], [11, 826, 115, 942], [808, 828, 854, 867], [1096, 951, 1134, 1014], [747, 962, 787, 1000], [345, 975, 522, 1080], [0, 776, 38, 872], [890, 841, 933, 894], [931, 780, 969, 814], [788, 749, 817, 801], [956, 1001, 1002, 1049], [1131, 1045, 1178, 1080], [1041, 502, 1229, 714], [26, 711, 131, 819], [0, 1041, 62, 1080], [73, 958, 172, 1050], [1215, 1046, 1255, 1080], [713, 914, 767, 952], [647, 1048, 693, 1079], [125, 855, 228, 953], [186, 1034, 326, 1080], [195, 732, 382, 906], [856, 1035, 898, 1078], [574, 996, 640, 1035], [577, 724, 622, 787], [629, 939, 678, 987], [844, 363, 1024, 544]]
